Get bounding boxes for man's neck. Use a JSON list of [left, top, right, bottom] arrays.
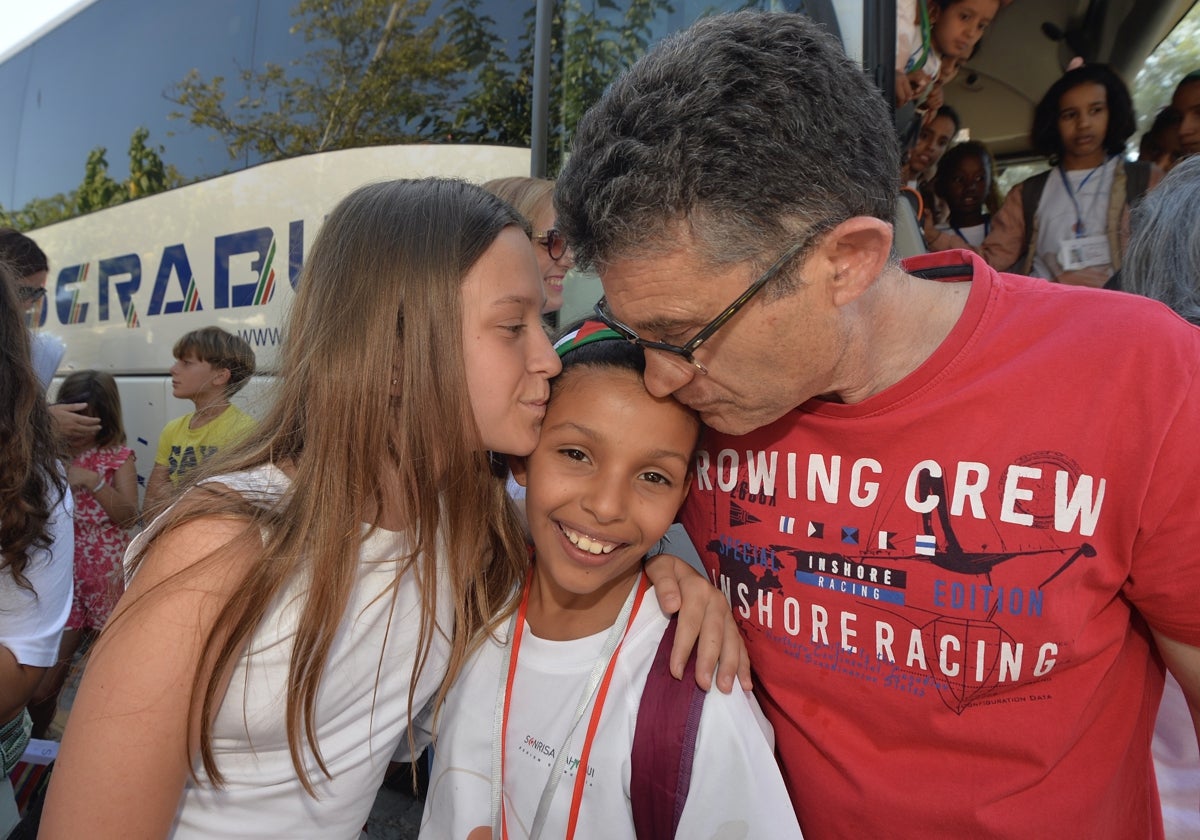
[[828, 265, 971, 405]]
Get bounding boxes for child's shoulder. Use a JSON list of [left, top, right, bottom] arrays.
[[160, 412, 194, 436]]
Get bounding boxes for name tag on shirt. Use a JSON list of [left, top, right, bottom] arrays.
[[1058, 234, 1110, 270]]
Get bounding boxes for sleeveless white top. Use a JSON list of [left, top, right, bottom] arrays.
[[133, 465, 452, 839]]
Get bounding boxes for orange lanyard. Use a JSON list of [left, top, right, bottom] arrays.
[[499, 569, 650, 840]]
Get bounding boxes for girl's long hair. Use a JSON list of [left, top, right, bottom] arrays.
[[126, 178, 531, 791], [0, 264, 66, 586]]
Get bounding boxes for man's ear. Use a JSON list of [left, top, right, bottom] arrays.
[[509, 455, 530, 488], [819, 216, 895, 308]]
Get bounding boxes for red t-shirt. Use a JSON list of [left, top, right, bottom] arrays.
[[681, 250, 1200, 839]]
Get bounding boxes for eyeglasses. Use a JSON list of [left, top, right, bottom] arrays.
[[534, 228, 569, 261], [593, 238, 811, 375], [18, 286, 47, 303]]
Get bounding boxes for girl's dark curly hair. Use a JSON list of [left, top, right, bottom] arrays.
[[0, 262, 66, 586], [1031, 64, 1137, 161]]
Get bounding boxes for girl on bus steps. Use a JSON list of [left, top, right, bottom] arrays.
[[40, 178, 743, 839], [981, 63, 1163, 286]]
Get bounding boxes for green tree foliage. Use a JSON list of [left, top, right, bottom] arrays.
[[0, 193, 75, 230], [6, 0, 674, 228], [440, 0, 672, 172], [127, 126, 171, 199], [168, 0, 672, 175], [0, 127, 177, 228], [1133, 3, 1200, 134], [438, 0, 531, 145], [166, 0, 463, 160], [76, 147, 122, 214]]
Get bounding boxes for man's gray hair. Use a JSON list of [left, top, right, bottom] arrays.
[[555, 10, 900, 275], [1123, 154, 1200, 325]]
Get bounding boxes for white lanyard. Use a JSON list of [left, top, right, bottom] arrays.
[[1057, 157, 1111, 237]]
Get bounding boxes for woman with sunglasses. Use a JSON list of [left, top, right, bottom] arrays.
[[484, 177, 575, 318]]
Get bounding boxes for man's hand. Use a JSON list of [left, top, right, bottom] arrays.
[[50, 402, 101, 439], [644, 553, 751, 693]]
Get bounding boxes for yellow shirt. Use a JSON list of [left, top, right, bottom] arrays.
[[154, 405, 256, 485]]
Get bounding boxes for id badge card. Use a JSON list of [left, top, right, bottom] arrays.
[[1058, 234, 1110, 270]]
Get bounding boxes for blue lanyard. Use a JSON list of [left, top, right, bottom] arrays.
[[1057, 157, 1111, 237]]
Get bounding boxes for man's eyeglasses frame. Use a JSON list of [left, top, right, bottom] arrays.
[[593, 238, 811, 375]]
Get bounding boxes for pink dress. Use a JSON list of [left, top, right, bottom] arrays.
[[69, 446, 134, 630]]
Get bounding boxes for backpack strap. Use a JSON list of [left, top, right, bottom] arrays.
[[630, 617, 706, 840], [1018, 170, 1052, 274], [1124, 160, 1152, 206]]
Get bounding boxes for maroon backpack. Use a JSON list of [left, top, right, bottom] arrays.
[[630, 617, 706, 839]]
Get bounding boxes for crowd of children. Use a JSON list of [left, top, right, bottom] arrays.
[[904, 9, 1199, 294]]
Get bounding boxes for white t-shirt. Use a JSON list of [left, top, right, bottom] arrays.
[[0, 472, 73, 668], [419, 583, 803, 839], [134, 465, 453, 840], [1032, 156, 1118, 279]]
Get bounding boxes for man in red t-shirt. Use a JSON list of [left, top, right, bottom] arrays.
[[555, 11, 1200, 839]]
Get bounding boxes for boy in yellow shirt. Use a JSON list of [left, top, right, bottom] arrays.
[[143, 327, 256, 516]]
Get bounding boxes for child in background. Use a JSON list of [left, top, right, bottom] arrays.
[[483, 177, 575, 320], [902, 105, 960, 189], [27, 371, 138, 738], [1169, 69, 1200, 158], [419, 321, 802, 840], [896, 0, 999, 109], [1139, 107, 1182, 173], [143, 326, 256, 516], [925, 140, 1001, 251], [982, 63, 1162, 285]]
